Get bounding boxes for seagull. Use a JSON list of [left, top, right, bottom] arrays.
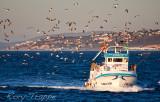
[[70, 21, 76, 25], [3, 25, 6, 29], [42, 31, 47, 35], [128, 22, 132, 25], [100, 26, 104, 29], [49, 8, 53, 12], [64, 8, 69, 11], [3, 8, 10, 12], [70, 27, 73, 31], [125, 22, 127, 26], [113, 3, 119, 8], [104, 19, 108, 23], [113, 26, 117, 29], [125, 9, 129, 13], [74, 2, 79, 6], [92, 16, 99, 18], [72, 59, 75, 63], [46, 17, 50, 21], [134, 14, 140, 18], [68, 22, 72, 27], [0, 20, 3, 24], [50, 18, 56, 22], [8, 21, 12, 26], [50, 53, 53, 56], [36, 29, 40, 34], [4, 38, 9, 42], [56, 54, 59, 58], [58, 20, 60, 24], [84, 25, 88, 27], [73, 0, 79, 6], [50, 27, 55, 32], [66, 21, 76, 30], [88, 21, 91, 23], [53, 26, 60, 29], [155, 21, 159, 25], [5, 19, 10, 23], [46, 17, 56, 22], [64, 57, 68, 62]]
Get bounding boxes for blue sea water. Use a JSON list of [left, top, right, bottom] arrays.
[[0, 51, 160, 102]]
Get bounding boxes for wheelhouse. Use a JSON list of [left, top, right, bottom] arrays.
[[104, 46, 129, 71]]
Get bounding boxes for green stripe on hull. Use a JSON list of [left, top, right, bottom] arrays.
[[95, 73, 137, 79]]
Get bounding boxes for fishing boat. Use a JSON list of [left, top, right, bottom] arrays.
[[84, 44, 137, 91]]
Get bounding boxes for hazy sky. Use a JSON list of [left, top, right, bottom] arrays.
[[0, 0, 160, 42]]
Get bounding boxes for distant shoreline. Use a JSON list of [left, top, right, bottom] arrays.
[[0, 49, 160, 52]]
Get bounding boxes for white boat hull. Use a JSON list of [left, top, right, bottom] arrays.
[[84, 46, 139, 91], [85, 72, 137, 91]]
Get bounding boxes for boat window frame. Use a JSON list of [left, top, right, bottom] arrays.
[[113, 58, 123, 62], [107, 58, 113, 62]]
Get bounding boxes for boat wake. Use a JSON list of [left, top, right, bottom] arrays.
[[0, 85, 156, 92], [89, 85, 155, 92], [27, 85, 86, 91]]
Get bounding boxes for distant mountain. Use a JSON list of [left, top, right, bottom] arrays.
[[26, 31, 110, 40], [129, 35, 160, 47], [1, 30, 160, 51]]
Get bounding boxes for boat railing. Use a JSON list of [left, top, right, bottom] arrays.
[[106, 46, 128, 54]]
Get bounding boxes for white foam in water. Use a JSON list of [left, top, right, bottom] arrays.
[[91, 85, 156, 92], [56, 54, 59, 58], [85, 85, 143, 92], [0, 85, 154, 92], [26, 85, 147, 92], [0, 86, 7, 88], [27, 85, 86, 91], [143, 87, 155, 91], [47, 86, 85, 90]]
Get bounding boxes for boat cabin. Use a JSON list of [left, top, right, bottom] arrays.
[[104, 46, 129, 71]]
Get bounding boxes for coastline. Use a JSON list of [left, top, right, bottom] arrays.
[[0, 48, 160, 52]]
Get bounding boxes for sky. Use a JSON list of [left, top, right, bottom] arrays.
[[0, 0, 160, 42]]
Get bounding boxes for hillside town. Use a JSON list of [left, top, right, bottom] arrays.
[[5, 29, 160, 51]]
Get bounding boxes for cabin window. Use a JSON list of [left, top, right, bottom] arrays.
[[123, 58, 128, 62], [113, 58, 123, 62], [108, 58, 112, 62]]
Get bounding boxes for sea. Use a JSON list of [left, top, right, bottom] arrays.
[[0, 51, 159, 102]]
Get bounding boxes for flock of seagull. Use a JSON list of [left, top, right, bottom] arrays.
[[0, 0, 160, 69], [0, 0, 159, 44], [0, 51, 85, 66], [0, 8, 14, 42]]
